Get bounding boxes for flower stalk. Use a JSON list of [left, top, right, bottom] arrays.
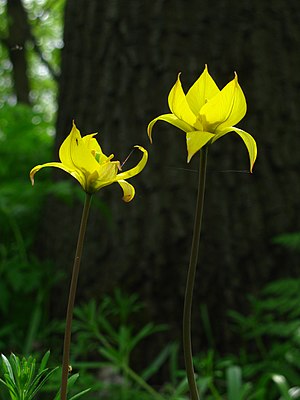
[[147, 65, 257, 400], [60, 193, 92, 400], [183, 146, 208, 400]]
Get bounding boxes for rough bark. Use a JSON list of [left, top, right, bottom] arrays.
[[40, 0, 300, 367]]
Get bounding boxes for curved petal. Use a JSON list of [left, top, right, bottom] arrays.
[[186, 65, 220, 115], [30, 162, 86, 188], [117, 180, 135, 202], [200, 73, 247, 132], [186, 131, 215, 162], [147, 113, 194, 142], [168, 73, 198, 127], [212, 126, 257, 173], [232, 127, 257, 173], [116, 146, 148, 180], [59, 122, 99, 174]]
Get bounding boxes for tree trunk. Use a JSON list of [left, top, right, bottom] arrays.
[[39, 0, 300, 368], [6, 0, 31, 104]]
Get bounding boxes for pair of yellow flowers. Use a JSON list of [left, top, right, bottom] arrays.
[[30, 66, 257, 200]]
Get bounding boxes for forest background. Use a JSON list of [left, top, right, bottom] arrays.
[[1, 0, 300, 398]]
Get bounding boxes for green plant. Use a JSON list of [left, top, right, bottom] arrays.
[[228, 278, 300, 398], [71, 292, 266, 400], [72, 290, 168, 399], [30, 122, 148, 400], [0, 351, 57, 399], [0, 104, 84, 356], [0, 351, 90, 400], [273, 232, 300, 252], [147, 66, 257, 400], [272, 374, 300, 400]]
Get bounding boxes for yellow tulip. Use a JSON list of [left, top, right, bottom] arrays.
[[30, 122, 148, 201], [148, 65, 257, 172]]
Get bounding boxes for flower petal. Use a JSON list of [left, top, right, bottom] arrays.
[[90, 161, 120, 192], [58, 123, 76, 168], [186, 131, 215, 162], [232, 127, 257, 173], [60, 122, 99, 174], [212, 126, 257, 173], [82, 133, 112, 164], [200, 73, 247, 132], [147, 113, 194, 142], [186, 65, 220, 115], [82, 133, 100, 153], [117, 145, 148, 180], [30, 162, 86, 188], [168, 73, 198, 127], [117, 180, 135, 202]]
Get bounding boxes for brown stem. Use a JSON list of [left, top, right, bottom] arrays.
[[60, 193, 92, 400], [183, 147, 208, 400]]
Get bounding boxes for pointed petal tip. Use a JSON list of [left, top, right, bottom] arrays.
[[250, 161, 256, 174], [29, 168, 37, 186], [147, 125, 153, 143]]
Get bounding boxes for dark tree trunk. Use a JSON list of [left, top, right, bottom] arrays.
[[6, 0, 31, 104], [39, 0, 300, 368]]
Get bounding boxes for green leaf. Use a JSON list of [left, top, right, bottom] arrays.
[[272, 374, 292, 400], [30, 366, 59, 399], [226, 365, 243, 400], [38, 350, 51, 374], [1, 354, 15, 383], [141, 343, 175, 381], [69, 388, 92, 400]]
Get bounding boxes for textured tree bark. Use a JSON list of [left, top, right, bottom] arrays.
[[6, 0, 31, 104], [39, 0, 300, 369]]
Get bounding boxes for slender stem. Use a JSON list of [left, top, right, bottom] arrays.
[[60, 193, 92, 400], [183, 146, 208, 400]]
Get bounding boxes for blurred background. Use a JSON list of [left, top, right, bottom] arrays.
[[1, 0, 300, 398]]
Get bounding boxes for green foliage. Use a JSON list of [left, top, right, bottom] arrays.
[[0, 102, 83, 357], [4, 282, 300, 400], [0, 0, 63, 116], [0, 103, 53, 230], [0, 351, 58, 400], [72, 290, 169, 399], [0, 103, 52, 175], [0, 103, 59, 355], [69, 291, 263, 400], [228, 278, 300, 399], [273, 232, 300, 252], [0, 351, 90, 400], [271, 374, 300, 400]]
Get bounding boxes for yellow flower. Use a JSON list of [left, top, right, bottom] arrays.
[[30, 122, 148, 202], [148, 65, 257, 172]]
